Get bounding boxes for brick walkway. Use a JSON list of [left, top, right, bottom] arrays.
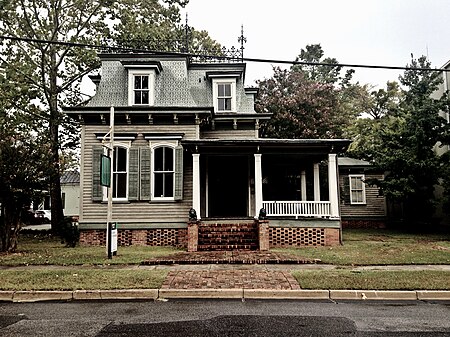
[[161, 269, 301, 289], [148, 251, 316, 290], [143, 250, 320, 265]]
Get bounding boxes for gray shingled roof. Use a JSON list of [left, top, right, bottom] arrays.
[[338, 157, 371, 167], [60, 171, 80, 184]]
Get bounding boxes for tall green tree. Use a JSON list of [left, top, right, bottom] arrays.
[[0, 61, 49, 252], [0, 0, 217, 235], [369, 56, 450, 224], [346, 81, 403, 161], [257, 44, 365, 139]]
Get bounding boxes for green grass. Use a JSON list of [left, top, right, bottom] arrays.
[[0, 234, 182, 266], [274, 229, 450, 265], [292, 270, 450, 290], [0, 269, 168, 291]]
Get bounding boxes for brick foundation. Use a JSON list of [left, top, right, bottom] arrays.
[[79, 225, 340, 248], [79, 228, 187, 248], [269, 227, 341, 247], [341, 219, 386, 229]]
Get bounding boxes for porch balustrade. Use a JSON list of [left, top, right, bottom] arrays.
[[262, 201, 331, 218]]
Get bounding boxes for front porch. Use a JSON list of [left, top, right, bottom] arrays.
[[182, 138, 349, 251]]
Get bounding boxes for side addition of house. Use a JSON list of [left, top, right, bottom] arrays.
[[65, 52, 350, 250]]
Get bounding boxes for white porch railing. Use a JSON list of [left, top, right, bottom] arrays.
[[262, 201, 331, 218]]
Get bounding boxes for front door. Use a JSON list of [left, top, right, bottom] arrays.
[[208, 155, 248, 217]]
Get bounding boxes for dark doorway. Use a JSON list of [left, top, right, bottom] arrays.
[[208, 155, 248, 217]]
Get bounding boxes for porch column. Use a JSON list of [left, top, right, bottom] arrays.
[[328, 154, 339, 219], [301, 170, 307, 201], [313, 163, 321, 201], [254, 154, 263, 217], [192, 153, 201, 219]]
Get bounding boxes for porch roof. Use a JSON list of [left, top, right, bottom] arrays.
[[182, 138, 351, 154]]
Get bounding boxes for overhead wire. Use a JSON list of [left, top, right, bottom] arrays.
[[1, 34, 449, 73]]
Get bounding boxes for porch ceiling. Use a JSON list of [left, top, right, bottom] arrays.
[[181, 138, 351, 155]]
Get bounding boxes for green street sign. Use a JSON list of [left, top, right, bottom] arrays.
[[100, 154, 111, 187]]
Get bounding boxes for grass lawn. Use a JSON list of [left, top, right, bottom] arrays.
[[274, 229, 450, 265], [292, 270, 450, 290], [0, 269, 167, 291], [0, 234, 182, 266], [0, 229, 449, 291]]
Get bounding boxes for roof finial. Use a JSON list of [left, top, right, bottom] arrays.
[[238, 24, 247, 61], [184, 13, 189, 53]]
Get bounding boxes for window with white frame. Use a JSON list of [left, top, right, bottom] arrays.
[[213, 79, 236, 112], [128, 70, 155, 106], [349, 174, 366, 204], [112, 146, 128, 199], [153, 146, 174, 199]]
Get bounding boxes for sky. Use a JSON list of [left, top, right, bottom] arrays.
[[181, 0, 450, 88]]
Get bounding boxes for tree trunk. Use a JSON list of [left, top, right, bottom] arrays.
[[49, 49, 64, 234]]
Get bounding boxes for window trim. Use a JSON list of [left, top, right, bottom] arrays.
[[128, 69, 155, 106], [151, 142, 176, 201], [349, 174, 366, 205], [212, 78, 236, 112], [103, 141, 131, 202]]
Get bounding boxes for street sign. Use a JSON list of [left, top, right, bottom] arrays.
[[100, 154, 111, 187], [108, 222, 118, 259]]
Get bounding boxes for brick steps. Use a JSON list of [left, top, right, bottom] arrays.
[[198, 220, 259, 251]]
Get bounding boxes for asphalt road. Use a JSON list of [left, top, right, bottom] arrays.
[[0, 299, 449, 336]]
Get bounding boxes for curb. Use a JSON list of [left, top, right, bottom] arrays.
[[1, 289, 450, 302]]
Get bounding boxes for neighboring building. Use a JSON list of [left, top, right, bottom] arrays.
[[431, 60, 450, 225], [338, 157, 387, 228], [61, 171, 80, 219], [64, 52, 350, 250]]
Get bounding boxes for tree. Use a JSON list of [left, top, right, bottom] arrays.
[[0, 0, 112, 234], [0, 62, 49, 252], [368, 56, 450, 224], [257, 44, 364, 139], [346, 81, 403, 161], [0, 0, 216, 236]]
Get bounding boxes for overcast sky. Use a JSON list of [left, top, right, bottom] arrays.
[[181, 0, 450, 88]]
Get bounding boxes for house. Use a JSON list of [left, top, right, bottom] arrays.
[[64, 52, 350, 250], [338, 157, 387, 228], [61, 171, 80, 219], [431, 60, 450, 225]]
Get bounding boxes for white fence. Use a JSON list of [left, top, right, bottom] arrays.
[[262, 201, 331, 218]]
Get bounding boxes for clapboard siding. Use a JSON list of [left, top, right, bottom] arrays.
[[339, 173, 386, 218], [201, 129, 257, 139], [80, 124, 194, 228]]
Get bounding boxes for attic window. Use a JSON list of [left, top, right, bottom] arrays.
[[213, 78, 236, 112], [128, 70, 156, 106]]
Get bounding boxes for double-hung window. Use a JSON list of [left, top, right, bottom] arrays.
[[212, 79, 236, 112], [349, 174, 366, 204], [112, 146, 128, 200], [217, 83, 232, 111], [153, 146, 174, 199], [128, 70, 155, 106]]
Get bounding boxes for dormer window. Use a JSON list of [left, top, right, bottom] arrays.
[[128, 70, 155, 106], [213, 78, 236, 112], [217, 83, 232, 111], [133, 75, 149, 104]]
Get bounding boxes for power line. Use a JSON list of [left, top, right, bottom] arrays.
[[1, 34, 449, 73]]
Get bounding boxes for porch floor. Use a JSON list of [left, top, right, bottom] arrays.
[[142, 251, 321, 265]]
